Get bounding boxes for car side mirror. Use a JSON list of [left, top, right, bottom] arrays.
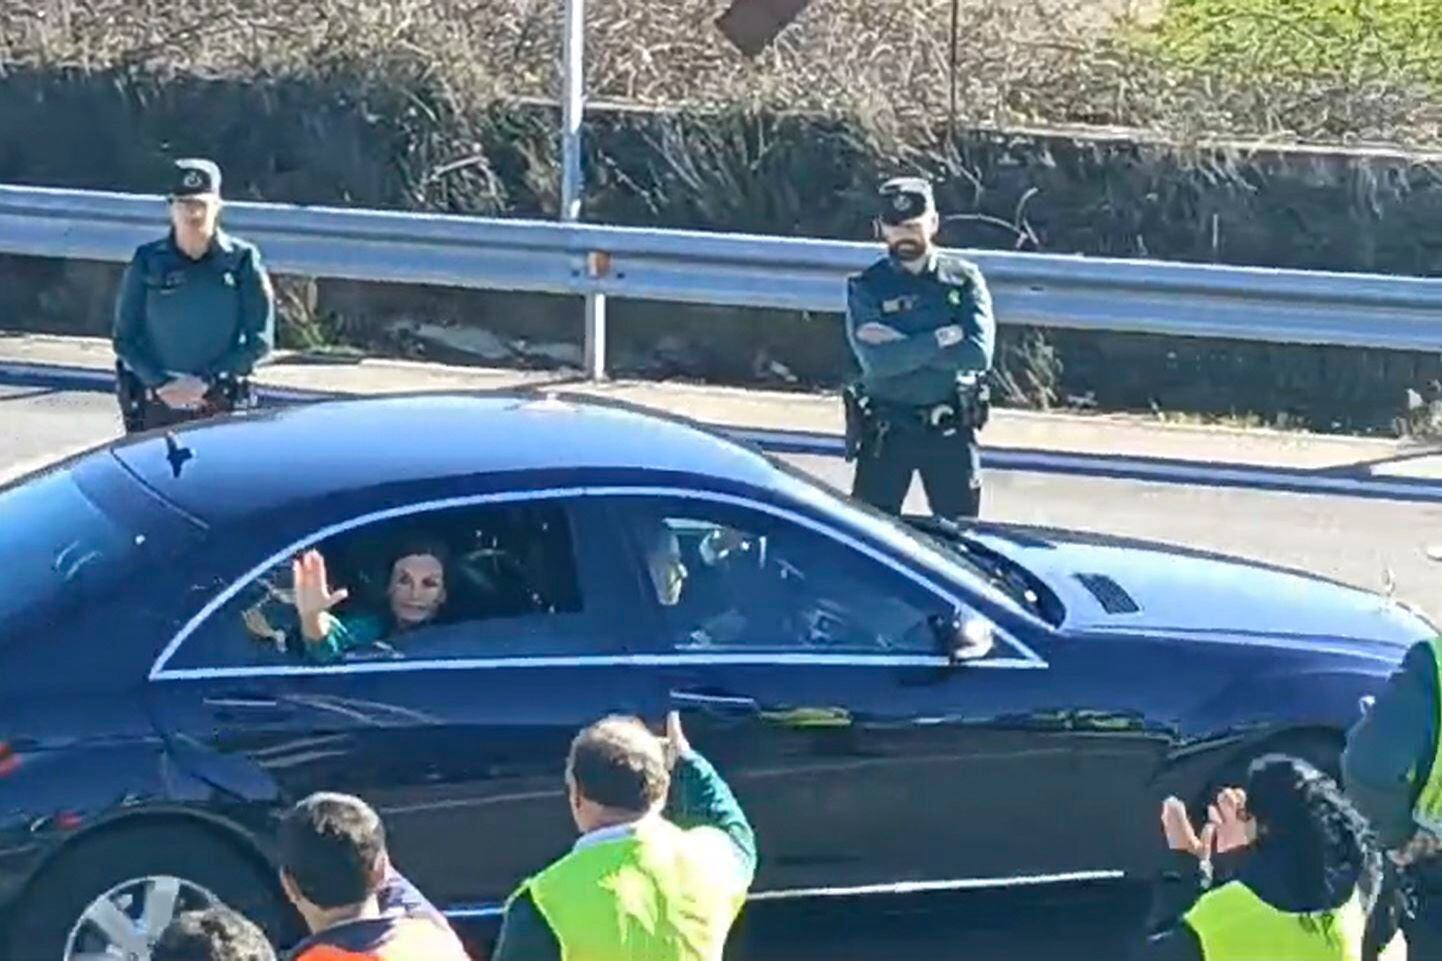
[[931, 611, 996, 664]]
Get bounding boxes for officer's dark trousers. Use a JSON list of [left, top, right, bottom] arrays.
[[852, 423, 981, 519]]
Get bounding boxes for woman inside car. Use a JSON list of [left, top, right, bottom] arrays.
[[290, 537, 451, 663], [1144, 753, 1407, 961]]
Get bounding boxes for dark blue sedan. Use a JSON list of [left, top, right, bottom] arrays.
[[0, 393, 1430, 960]]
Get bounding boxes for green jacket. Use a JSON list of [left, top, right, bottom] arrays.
[[1343, 638, 1440, 848], [300, 612, 389, 664], [113, 229, 274, 388], [492, 751, 756, 961], [844, 251, 995, 408]]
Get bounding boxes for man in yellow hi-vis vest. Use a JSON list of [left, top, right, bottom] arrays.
[[492, 712, 756, 961], [1345, 634, 1442, 959]]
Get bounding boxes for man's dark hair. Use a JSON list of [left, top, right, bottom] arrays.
[[567, 715, 670, 813], [278, 792, 388, 909], [152, 906, 276, 961]]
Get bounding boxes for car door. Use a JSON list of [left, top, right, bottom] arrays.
[[599, 489, 1112, 896], [147, 491, 667, 912]]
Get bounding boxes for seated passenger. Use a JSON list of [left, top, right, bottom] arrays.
[[640, 520, 752, 646], [292, 538, 451, 663]]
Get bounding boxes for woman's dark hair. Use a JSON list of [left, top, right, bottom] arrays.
[[389, 535, 452, 575], [1245, 754, 1383, 917]]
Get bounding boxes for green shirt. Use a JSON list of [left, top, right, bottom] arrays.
[[300, 612, 389, 664], [844, 251, 995, 407], [113, 229, 275, 388], [492, 751, 756, 961]]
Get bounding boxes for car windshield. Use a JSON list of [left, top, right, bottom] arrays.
[[0, 465, 142, 634], [763, 453, 1062, 625]]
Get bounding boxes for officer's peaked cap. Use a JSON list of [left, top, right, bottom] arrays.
[[170, 158, 222, 199], [877, 176, 934, 225]]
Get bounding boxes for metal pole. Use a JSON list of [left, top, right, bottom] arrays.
[[561, 0, 583, 224], [560, 0, 608, 380]]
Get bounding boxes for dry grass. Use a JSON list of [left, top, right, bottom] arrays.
[[5, 0, 1439, 145]]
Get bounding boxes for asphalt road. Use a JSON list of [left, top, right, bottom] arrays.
[[3, 383, 1437, 960]]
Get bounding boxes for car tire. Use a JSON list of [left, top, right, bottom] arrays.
[[6, 821, 294, 961]]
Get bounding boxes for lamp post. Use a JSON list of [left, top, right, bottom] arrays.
[[560, 0, 608, 380]]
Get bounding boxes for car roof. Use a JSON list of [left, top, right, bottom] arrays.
[[108, 392, 788, 523]]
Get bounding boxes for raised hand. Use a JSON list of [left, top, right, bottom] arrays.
[[666, 710, 693, 760], [1161, 796, 1214, 860], [292, 550, 349, 641], [1209, 787, 1255, 854]]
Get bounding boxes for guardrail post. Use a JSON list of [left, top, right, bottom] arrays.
[[584, 289, 607, 380], [584, 251, 610, 380]]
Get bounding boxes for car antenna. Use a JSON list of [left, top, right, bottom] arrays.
[[164, 431, 194, 478]]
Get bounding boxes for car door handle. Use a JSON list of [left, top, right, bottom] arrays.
[[670, 690, 760, 714]]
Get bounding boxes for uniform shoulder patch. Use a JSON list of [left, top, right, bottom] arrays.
[[935, 253, 983, 287]]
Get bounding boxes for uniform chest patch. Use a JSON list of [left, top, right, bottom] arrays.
[[881, 295, 918, 314], [948, 289, 962, 306], [223, 272, 236, 287]]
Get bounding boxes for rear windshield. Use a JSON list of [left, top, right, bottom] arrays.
[[0, 465, 142, 633]]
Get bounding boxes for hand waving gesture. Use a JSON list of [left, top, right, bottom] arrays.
[[292, 550, 349, 642], [1209, 787, 1255, 855], [1161, 796, 1215, 860]]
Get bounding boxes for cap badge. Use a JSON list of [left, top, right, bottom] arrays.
[[893, 194, 911, 212], [183, 171, 203, 188]]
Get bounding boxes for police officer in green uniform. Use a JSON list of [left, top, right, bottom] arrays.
[[843, 175, 996, 520], [1344, 631, 1442, 959], [112, 158, 274, 434]]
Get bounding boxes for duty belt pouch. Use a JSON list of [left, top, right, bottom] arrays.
[[956, 377, 992, 431]]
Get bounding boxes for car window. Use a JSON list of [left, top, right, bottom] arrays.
[[616, 496, 947, 655], [167, 498, 600, 670], [0, 466, 143, 637]]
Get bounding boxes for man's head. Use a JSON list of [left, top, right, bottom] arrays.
[[152, 906, 276, 961], [566, 715, 671, 833], [278, 792, 389, 931], [168, 158, 223, 245], [876, 176, 939, 265], [640, 520, 687, 607]]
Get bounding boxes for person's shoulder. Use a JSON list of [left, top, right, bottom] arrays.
[[849, 256, 894, 286], [934, 251, 986, 287], [1402, 638, 1442, 684], [217, 231, 263, 260], [131, 236, 171, 263], [336, 610, 389, 643]]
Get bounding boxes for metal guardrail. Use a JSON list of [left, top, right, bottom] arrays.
[[4, 183, 1442, 376]]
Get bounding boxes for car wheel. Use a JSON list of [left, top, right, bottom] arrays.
[[7, 822, 292, 961]]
